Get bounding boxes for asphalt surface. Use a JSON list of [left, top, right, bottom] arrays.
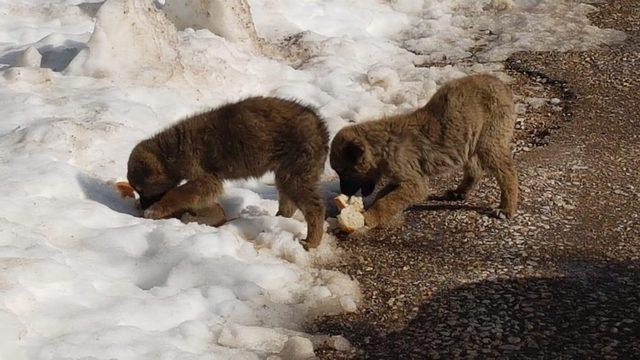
[[314, 1, 640, 358]]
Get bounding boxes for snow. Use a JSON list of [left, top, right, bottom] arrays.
[[164, 0, 260, 46], [15, 46, 42, 67], [403, 1, 626, 63], [0, 0, 624, 358]]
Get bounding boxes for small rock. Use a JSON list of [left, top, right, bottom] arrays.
[[340, 296, 358, 313], [500, 344, 521, 351], [525, 97, 547, 109], [279, 336, 315, 360], [329, 335, 352, 352], [508, 336, 521, 344]]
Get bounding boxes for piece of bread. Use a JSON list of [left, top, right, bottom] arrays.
[[347, 196, 364, 213], [334, 194, 365, 233], [337, 206, 365, 233], [334, 195, 364, 212], [115, 181, 135, 198], [334, 194, 350, 209]]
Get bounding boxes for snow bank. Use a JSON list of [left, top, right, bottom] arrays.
[[404, 0, 626, 63], [0, 0, 625, 358], [65, 0, 179, 81], [0, 154, 359, 359], [164, 0, 261, 47]]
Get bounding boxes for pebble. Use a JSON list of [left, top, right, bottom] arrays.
[[508, 336, 521, 344], [329, 335, 352, 352], [279, 337, 315, 360]]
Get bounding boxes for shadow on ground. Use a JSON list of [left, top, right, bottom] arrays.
[[76, 173, 140, 216], [410, 202, 491, 216], [0, 41, 84, 71], [323, 261, 640, 359]]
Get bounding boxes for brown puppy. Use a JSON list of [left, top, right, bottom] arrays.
[[127, 97, 329, 248], [330, 74, 518, 232]]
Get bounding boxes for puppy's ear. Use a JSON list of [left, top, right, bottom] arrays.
[[344, 140, 364, 165], [128, 141, 167, 186]]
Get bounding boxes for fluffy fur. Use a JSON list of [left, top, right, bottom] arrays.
[[330, 74, 518, 231], [127, 97, 329, 248]]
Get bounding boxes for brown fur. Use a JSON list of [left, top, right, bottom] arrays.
[[127, 97, 329, 248], [330, 74, 518, 231]]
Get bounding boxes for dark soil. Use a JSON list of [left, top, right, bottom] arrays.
[[314, 1, 640, 358]]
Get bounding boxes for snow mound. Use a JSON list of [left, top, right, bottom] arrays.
[[65, 0, 180, 81], [164, 0, 261, 47]]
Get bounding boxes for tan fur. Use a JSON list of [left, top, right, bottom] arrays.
[[180, 203, 227, 227], [330, 74, 518, 230], [127, 97, 329, 248]]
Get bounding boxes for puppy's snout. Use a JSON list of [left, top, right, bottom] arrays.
[[340, 178, 360, 197]]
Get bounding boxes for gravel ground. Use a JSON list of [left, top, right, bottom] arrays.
[[313, 1, 640, 358]]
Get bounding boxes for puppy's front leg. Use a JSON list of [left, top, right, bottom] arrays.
[[364, 178, 427, 228], [144, 175, 223, 219]]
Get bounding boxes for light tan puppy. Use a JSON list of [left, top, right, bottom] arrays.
[[330, 74, 518, 232]]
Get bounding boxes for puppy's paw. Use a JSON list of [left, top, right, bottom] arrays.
[[384, 212, 405, 229], [180, 212, 197, 224], [301, 238, 321, 251], [143, 203, 172, 220], [362, 210, 379, 228], [347, 226, 372, 240], [486, 208, 514, 220]]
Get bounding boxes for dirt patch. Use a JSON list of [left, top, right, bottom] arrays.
[[313, 1, 640, 358]]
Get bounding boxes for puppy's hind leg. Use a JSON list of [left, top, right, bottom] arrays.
[[443, 155, 483, 201], [479, 148, 518, 219]]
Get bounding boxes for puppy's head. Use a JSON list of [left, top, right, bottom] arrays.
[[330, 126, 379, 197], [127, 140, 179, 210]]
